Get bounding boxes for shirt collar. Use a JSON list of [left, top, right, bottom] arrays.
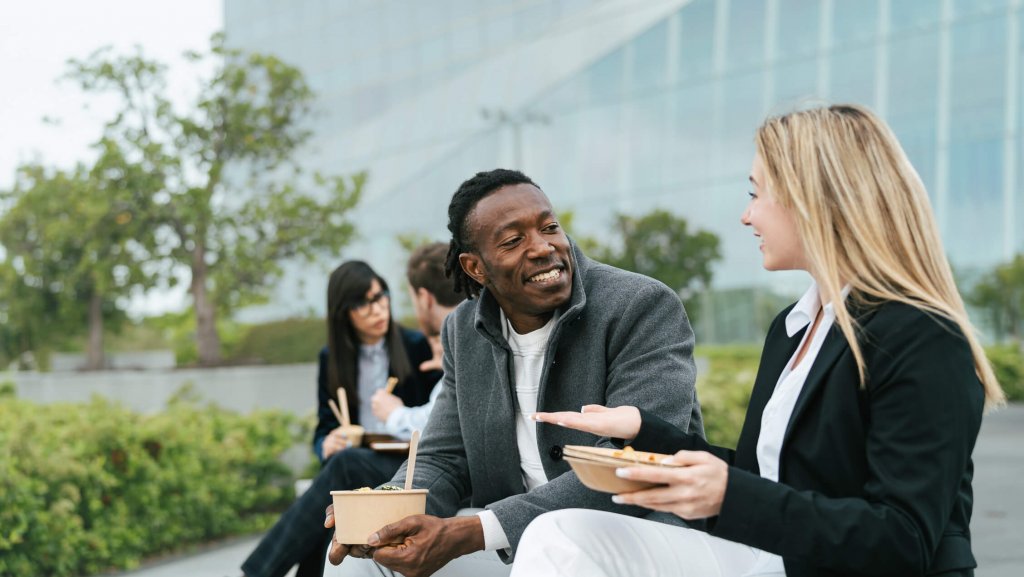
[[785, 281, 852, 337], [359, 339, 387, 358]]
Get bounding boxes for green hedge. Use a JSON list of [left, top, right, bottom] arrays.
[[229, 318, 323, 365], [695, 346, 760, 448], [0, 392, 302, 577], [987, 345, 1024, 402]]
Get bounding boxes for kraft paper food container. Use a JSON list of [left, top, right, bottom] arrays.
[[563, 445, 679, 494], [330, 488, 428, 545]]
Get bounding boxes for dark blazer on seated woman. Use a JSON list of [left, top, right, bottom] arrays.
[[313, 326, 441, 462], [628, 300, 984, 577]]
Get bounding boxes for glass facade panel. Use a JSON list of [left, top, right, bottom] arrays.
[[829, 47, 875, 106], [726, 0, 767, 72], [889, 0, 941, 33], [225, 0, 1024, 339], [677, 0, 715, 82], [776, 0, 820, 59], [631, 20, 669, 92], [832, 0, 878, 48]]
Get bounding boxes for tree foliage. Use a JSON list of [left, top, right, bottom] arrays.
[[969, 253, 1024, 344], [0, 140, 160, 369], [596, 209, 722, 302], [64, 35, 363, 365]]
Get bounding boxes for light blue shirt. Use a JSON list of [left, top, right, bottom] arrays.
[[384, 381, 440, 440], [357, 340, 389, 433]]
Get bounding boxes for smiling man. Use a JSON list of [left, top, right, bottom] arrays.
[[326, 169, 704, 577]]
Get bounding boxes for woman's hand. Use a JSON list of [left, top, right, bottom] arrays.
[[322, 426, 356, 459], [531, 405, 642, 441], [371, 389, 404, 422], [611, 450, 728, 520]]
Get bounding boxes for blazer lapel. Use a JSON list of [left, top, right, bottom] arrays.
[[781, 324, 847, 447], [734, 315, 804, 470]]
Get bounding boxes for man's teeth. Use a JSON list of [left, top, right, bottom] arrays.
[[530, 269, 561, 282]]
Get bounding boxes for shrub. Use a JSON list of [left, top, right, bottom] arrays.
[[986, 345, 1024, 402], [229, 318, 323, 365], [0, 394, 302, 576], [695, 345, 760, 448]]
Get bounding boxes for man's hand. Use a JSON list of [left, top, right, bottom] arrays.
[[370, 515, 484, 577], [418, 335, 444, 372], [371, 389, 404, 422], [324, 504, 374, 565]]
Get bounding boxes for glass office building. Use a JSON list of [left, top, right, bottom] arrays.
[[224, 0, 1022, 341]]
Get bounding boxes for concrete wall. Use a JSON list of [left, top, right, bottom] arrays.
[[3, 363, 319, 417]]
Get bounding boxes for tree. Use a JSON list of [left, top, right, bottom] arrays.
[[969, 254, 1024, 345], [65, 35, 363, 365], [0, 140, 158, 369], [597, 209, 722, 315]]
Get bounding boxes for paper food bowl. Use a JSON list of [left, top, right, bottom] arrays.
[[330, 488, 428, 545], [563, 445, 680, 494]]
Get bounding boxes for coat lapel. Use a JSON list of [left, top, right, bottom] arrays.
[[734, 309, 804, 470], [781, 300, 877, 447], [481, 331, 523, 501]]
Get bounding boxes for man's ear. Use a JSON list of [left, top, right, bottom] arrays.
[[459, 252, 486, 286]]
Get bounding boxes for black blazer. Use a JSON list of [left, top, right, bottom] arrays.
[[631, 301, 984, 577], [313, 326, 441, 462]]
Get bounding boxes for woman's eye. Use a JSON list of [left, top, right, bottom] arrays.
[[543, 223, 560, 233], [747, 191, 757, 199]]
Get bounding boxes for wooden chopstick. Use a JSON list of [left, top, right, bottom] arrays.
[[328, 398, 345, 426], [384, 376, 399, 395], [404, 430, 421, 490], [335, 388, 351, 426]]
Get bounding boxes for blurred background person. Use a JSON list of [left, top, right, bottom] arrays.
[[371, 242, 467, 437], [242, 260, 439, 577]]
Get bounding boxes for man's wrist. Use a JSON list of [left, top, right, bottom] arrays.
[[445, 515, 485, 556]]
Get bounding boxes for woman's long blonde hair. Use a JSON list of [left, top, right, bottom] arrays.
[[755, 104, 1005, 410]]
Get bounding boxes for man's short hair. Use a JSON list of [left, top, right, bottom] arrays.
[[407, 242, 465, 308]]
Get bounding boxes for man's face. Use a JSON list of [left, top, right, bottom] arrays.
[[459, 183, 573, 331], [408, 286, 440, 336]]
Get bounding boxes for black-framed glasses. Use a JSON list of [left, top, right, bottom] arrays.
[[348, 290, 390, 317]]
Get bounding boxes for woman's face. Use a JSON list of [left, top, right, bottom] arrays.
[[741, 154, 807, 272], [348, 278, 391, 345]]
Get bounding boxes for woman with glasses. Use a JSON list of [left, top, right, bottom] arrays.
[[241, 260, 439, 577]]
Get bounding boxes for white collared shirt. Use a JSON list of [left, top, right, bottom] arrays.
[[749, 281, 849, 575], [476, 309, 557, 552]]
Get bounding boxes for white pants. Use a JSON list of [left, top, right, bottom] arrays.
[[510, 509, 784, 577], [326, 550, 511, 577]]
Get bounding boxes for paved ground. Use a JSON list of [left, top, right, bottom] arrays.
[[112, 404, 1024, 577]]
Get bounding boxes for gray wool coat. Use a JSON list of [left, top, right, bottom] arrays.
[[388, 243, 704, 561]]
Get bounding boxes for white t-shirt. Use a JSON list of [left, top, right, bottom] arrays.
[[476, 309, 557, 551]]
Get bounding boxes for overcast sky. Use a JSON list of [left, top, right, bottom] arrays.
[[0, 0, 222, 189], [0, 1, 222, 314]]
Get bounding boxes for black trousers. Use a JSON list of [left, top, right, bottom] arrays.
[[242, 447, 406, 577]]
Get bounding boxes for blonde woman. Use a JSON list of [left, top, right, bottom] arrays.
[[517, 105, 1004, 577]]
